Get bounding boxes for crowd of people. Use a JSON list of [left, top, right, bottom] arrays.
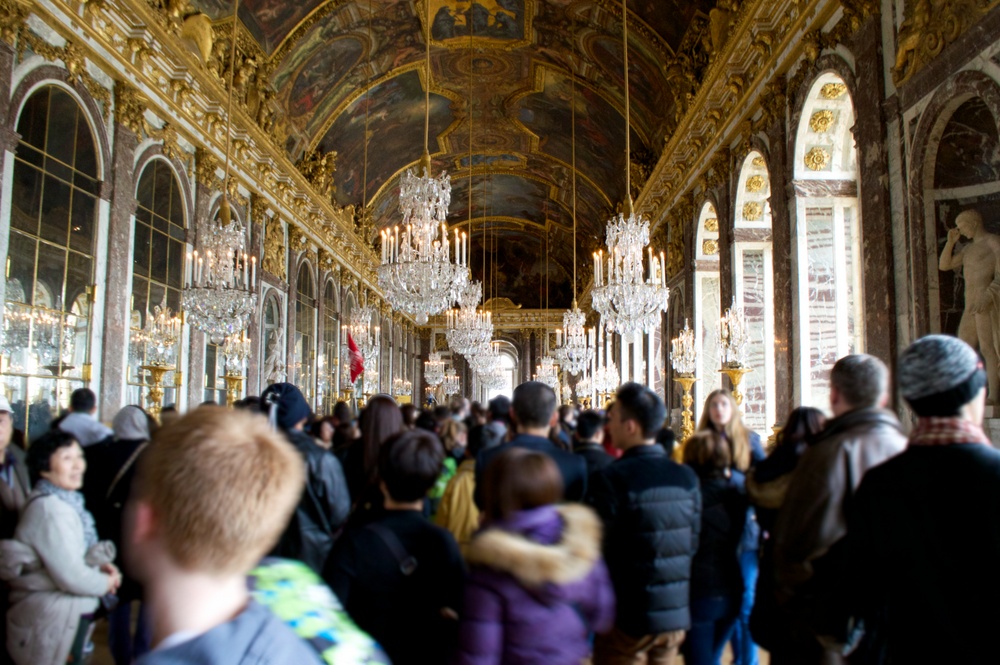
[[0, 333, 996, 664]]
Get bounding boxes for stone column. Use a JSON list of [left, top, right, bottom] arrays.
[[98, 117, 139, 421], [851, 17, 897, 365], [186, 171, 213, 409], [766, 78, 795, 426]]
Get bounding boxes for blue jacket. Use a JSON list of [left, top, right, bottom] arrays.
[[475, 434, 588, 509], [137, 600, 325, 665]]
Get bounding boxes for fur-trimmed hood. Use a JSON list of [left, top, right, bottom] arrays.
[[464, 504, 603, 588]]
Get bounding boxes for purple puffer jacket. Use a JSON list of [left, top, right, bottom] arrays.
[[454, 504, 615, 665]]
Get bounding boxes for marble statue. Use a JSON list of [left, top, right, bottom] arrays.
[[263, 329, 286, 385], [939, 209, 1000, 402]]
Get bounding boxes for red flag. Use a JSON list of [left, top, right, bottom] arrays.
[[347, 333, 364, 383]]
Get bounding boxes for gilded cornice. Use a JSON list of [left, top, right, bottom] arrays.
[[635, 0, 841, 228], [25, 0, 396, 318], [892, 0, 1000, 85]]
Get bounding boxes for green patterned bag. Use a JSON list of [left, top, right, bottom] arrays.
[[249, 557, 390, 664]]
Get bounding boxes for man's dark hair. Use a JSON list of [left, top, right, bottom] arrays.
[[400, 403, 418, 427], [512, 381, 557, 429], [69, 388, 96, 413], [333, 401, 353, 425], [488, 395, 511, 420], [160, 405, 177, 414], [379, 429, 445, 502], [415, 410, 438, 433], [831, 354, 889, 410], [432, 405, 451, 422], [614, 382, 667, 439], [27, 429, 78, 483], [575, 410, 605, 441], [467, 424, 502, 458], [234, 396, 261, 411], [656, 427, 676, 455]]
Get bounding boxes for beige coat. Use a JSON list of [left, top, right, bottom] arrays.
[[0, 494, 114, 665]]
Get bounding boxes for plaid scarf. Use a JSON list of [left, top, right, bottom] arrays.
[[909, 417, 991, 447]]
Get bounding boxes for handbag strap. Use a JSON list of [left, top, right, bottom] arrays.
[[365, 522, 418, 576], [106, 442, 149, 500]]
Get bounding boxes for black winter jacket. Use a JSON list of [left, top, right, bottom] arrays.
[[272, 429, 351, 573], [586, 444, 701, 636], [689, 474, 746, 602]]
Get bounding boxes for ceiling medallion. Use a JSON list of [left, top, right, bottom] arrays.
[[745, 175, 766, 192], [804, 146, 832, 171], [704, 217, 719, 232], [742, 201, 763, 222], [820, 82, 848, 99], [703, 239, 720, 256], [591, 0, 670, 336], [809, 110, 836, 133]]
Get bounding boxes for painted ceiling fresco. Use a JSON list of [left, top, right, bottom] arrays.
[[191, 0, 714, 307]]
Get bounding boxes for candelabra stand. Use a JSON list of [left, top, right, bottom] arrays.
[[673, 373, 698, 455], [720, 365, 751, 406], [223, 372, 244, 408], [141, 364, 174, 419]]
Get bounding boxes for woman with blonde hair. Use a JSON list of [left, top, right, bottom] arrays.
[[696, 389, 764, 665]]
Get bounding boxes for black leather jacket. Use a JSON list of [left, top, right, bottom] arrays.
[[272, 428, 351, 573]]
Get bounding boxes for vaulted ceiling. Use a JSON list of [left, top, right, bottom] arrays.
[[192, 0, 717, 307]]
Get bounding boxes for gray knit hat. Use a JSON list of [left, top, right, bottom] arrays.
[[897, 335, 985, 416]]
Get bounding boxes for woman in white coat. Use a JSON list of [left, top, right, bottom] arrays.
[[0, 430, 121, 664]]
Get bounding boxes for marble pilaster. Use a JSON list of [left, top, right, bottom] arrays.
[[186, 181, 211, 409], [767, 103, 795, 425], [98, 121, 139, 421]]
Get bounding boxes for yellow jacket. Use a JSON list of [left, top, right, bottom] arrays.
[[435, 459, 480, 553]]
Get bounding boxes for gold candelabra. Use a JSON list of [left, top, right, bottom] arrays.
[[720, 365, 752, 406], [224, 371, 244, 408], [672, 373, 698, 460], [141, 364, 174, 420]]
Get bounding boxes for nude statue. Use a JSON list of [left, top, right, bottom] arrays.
[[939, 209, 1000, 402]]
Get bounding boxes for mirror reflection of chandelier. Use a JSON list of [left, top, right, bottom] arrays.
[[181, 0, 257, 344], [719, 298, 750, 368], [591, 0, 668, 336], [393, 377, 412, 396], [134, 303, 182, 367], [222, 330, 251, 374], [443, 368, 460, 396], [377, 0, 468, 325], [425, 351, 446, 387], [593, 361, 621, 397], [671, 319, 698, 375]]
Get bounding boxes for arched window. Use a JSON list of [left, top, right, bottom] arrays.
[[3, 86, 100, 441], [733, 151, 776, 432], [294, 264, 316, 406], [794, 73, 863, 411], [128, 159, 186, 409], [487, 345, 517, 401], [321, 280, 339, 414], [694, 202, 722, 421]]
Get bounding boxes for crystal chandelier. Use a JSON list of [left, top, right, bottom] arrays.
[[534, 356, 560, 392], [377, 0, 468, 324], [481, 365, 507, 391], [553, 307, 594, 376], [133, 303, 181, 366], [468, 342, 501, 377], [425, 351, 446, 387], [593, 361, 621, 396], [392, 377, 412, 396], [348, 305, 380, 358], [553, 66, 594, 375], [182, 0, 257, 344], [719, 298, 749, 368], [671, 318, 698, 375], [443, 368, 460, 396], [446, 282, 493, 357], [591, 0, 668, 336], [222, 330, 251, 374], [577, 373, 593, 399]]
